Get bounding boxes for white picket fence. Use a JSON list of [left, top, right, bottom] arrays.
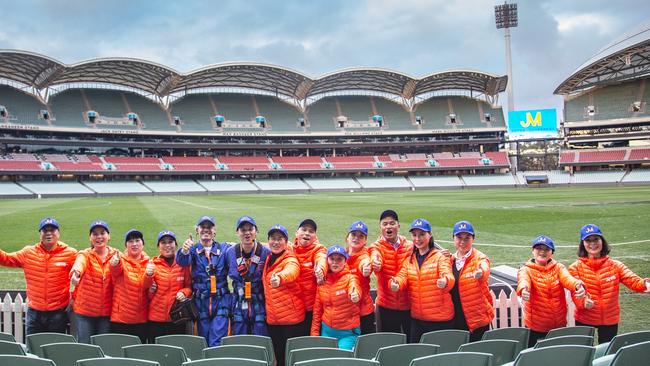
[[1, 289, 576, 344]]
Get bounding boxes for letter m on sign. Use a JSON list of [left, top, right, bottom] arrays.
[[520, 112, 542, 128]]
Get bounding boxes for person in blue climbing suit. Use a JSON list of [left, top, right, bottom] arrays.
[[176, 215, 231, 346], [225, 215, 271, 336]]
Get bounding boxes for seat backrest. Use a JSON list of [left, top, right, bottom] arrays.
[[545, 326, 595, 339], [77, 357, 160, 366], [202, 345, 268, 364], [458, 339, 519, 365], [41, 342, 104, 366], [375, 343, 439, 366], [606, 330, 650, 355], [286, 336, 338, 362], [610, 340, 650, 366], [288, 347, 353, 366], [182, 358, 268, 366], [0, 333, 16, 342], [409, 352, 493, 366], [353, 332, 407, 359], [482, 327, 530, 355], [221, 335, 275, 366], [0, 339, 26, 355], [0, 354, 56, 366], [26, 332, 76, 357], [512, 345, 594, 366], [534, 335, 593, 348], [123, 344, 188, 366], [91, 333, 142, 357], [419, 330, 470, 353], [293, 358, 380, 366], [156, 335, 207, 361]]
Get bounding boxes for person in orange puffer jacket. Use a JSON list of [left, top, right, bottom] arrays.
[[144, 230, 192, 342], [569, 224, 650, 344], [448, 221, 494, 342], [0, 217, 77, 335], [391, 218, 455, 343], [109, 228, 150, 343], [517, 235, 586, 347], [345, 220, 375, 334], [369, 209, 413, 335], [70, 220, 118, 343], [311, 245, 361, 350], [263, 224, 306, 366], [290, 218, 327, 334]]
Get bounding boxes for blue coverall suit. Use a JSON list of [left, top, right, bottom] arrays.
[[225, 241, 270, 336], [176, 241, 231, 346]]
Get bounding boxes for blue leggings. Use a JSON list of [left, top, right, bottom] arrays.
[[321, 322, 360, 350]]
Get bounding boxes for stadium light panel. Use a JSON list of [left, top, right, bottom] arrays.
[[495, 2, 518, 29]]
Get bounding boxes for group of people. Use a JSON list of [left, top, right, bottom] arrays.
[[1, 211, 649, 365]]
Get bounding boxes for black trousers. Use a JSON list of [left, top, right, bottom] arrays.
[[360, 312, 376, 335], [267, 320, 308, 366], [575, 321, 618, 344], [409, 318, 454, 343], [528, 330, 548, 348], [147, 321, 187, 343], [376, 306, 411, 336], [110, 321, 148, 343]]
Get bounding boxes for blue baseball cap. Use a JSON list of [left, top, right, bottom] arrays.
[[532, 235, 555, 251], [327, 245, 349, 259], [236, 215, 257, 230], [409, 218, 432, 232], [196, 215, 215, 226], [267, 224, 289, 239], [39, 217, 60, 231], [453, 220, 475, 237], [124, 229, 144, 244], [89, 220, 109, 234], [348, 221, 368, 236], [580, 224, 604, 241], [157, 230, 176, 244]]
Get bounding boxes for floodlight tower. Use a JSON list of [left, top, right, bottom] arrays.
[[495, 2, 518, 112]]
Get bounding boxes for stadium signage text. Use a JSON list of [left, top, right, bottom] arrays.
[[0, 124, 40, 131], [222, 131, 267, 136]]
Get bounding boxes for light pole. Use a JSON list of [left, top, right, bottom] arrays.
[[495, 2, 518, 112]]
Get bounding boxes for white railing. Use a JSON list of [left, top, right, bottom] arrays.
[[1, 289, 576, 344]]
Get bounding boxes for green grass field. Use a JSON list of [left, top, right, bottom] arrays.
[[1, 186, 649, 333]]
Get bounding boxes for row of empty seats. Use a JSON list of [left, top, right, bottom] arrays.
[[560, 147, 650, 165], [564, 78, 650, 122]]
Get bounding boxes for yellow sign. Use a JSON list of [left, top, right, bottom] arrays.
[[520, 112, 542, 128]]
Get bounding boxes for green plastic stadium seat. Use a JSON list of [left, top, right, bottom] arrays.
[[481, 327, 530, 355], [77, 357, 160, 366], [353, 333, 407, 359], [182, 359, 267, 366], [91, 333, 141, 357], [202, 344, 268, 364], [123, 344, 188, 366], [599, 330, 650, 356], [374, 343, 439, 366], [285, 336, 338, 365], [294, 358, 379, 366], [0, 355, 55, 366], [419, 329, 469, 353], [26, 333, 76, 357], [41, 342, 104, 366], [156, 335, 207, 361], [534, 335, 593, 348], [592, 340, 650, 366], [409, 352, 493, 366], [287, 347, 353, 366], [0, 333, 16, 342], [221, 335, 275, 366], [545, 326, 595, 339], [458, 339, 519, 365], [508, 345, 594, 366], [0, 339, 26, 355]]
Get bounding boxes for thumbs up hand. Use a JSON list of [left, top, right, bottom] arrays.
[[145, 259, 155, 276], [389, 277, 399, 292], [270, 273, 281, 288], [521, 286, 530, 301], [182, 234, 194, 255], [584, 293, 594, 309], [110, 252, 120, 267], [372, 254, 382, 272], [575, 283, 586, 298], [349, 290, 360, 303], [436, 277, 447, 289], [361, 261, 372, 277], [70, 270, 81, 287]]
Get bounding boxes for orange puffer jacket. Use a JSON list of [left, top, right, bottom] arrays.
[[109, 252, 150, 324], [370, 236, 413, 311], [289, 238, 327, 311], [517, 259, 581, 332], [453, 248, 494, 331], [311, 266, 360, 335], [263, 250, 305, 325], [394, 248, 455, 322], [347, 248, 374, 317], [569, 256, 647, 325], [0, 242, 76, 311], [72, 247, 118, 317], [144, 256, 192, 322]]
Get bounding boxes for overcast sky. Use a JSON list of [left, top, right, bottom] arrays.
[[0, 0, 648, 118]]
